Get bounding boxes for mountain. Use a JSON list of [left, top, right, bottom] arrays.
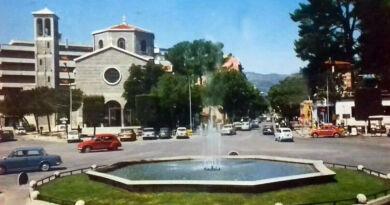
[[245, 72, 289, 94]]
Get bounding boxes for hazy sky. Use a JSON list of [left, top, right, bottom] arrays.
[[0, 0, 307, 74]]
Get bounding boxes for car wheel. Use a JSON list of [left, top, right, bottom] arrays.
[[0, 166, 6, 175], [40, 163, 50, 172], [312, 133, 318, 138], [334, 133, 340, 138], [84, 146, 91, 153]]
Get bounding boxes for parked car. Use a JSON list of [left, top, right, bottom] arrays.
[[159, 127, 171, 139], [142, 128, 157, 140], [250, 120, 259, 128], [78, 134, 121, 153], [118, 128, 136, 141], [241, 121, 251, 131], [233, 122, 243, 130], [67, 130, 81, 143], [176, 127, 189, 139], [311, 125, 343, 138], [263, 126, 274, 135], [0, 147, 62, 174], [275, 128, 294, 142], [0, 130, 15, 142], [15, 127, 27, 135], [221, 124, 236, 135]]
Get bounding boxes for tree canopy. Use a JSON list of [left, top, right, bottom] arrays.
[[268, 74, 309, 119]]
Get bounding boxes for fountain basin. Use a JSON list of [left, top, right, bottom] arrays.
[[86, 155, 335, 193]]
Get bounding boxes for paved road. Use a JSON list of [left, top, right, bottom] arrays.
[[1, 123, 390, 201]]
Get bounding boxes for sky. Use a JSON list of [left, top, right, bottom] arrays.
[[0, 0, 307, 74]]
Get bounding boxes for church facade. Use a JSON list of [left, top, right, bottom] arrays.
[[0, 8, 171, 129]]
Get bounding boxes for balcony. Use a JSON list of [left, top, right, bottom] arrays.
[[0, 45, 34, 52], [59, 60, 75, 67], [0, 57, 35, 64], [59, 72, 75, 79], [0, 70, 35, 77], [0, 82, 35, 89]]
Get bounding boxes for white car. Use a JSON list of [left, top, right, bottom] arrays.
[[142, 128, 157, 140], [221, 124, 236, 135], [233, 122, 243, 130], [67, 130, 80, 143], [275, 128, 294, 142], [15, 127, 26, 135], [176, 127, 188, 139], [241, 121, 251, 131]]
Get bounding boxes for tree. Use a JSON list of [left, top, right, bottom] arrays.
[[135, 95, 159, 127], [166, 39, 224, 84], [356, 0, 390, 90], [152, 74, 203, 128], [83, 95, 105, 136], [268, 75, 309, 119], [53, 87, 83, 121], [207, 70, 267, 121], [291, 0, 359, 96], [0, 91, 28, 120], [123, 62, 164, 109]]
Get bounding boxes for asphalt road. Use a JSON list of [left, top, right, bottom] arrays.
[[1, 123, 390, 194]]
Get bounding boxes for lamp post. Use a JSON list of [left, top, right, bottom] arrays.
[[64, 62, 72, 130], [188, 76, 192, 130]]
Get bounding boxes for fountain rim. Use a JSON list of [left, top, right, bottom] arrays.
[[86, 155, 335, 186]]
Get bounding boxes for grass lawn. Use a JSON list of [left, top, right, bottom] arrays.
[[38, 168, 390, 205]]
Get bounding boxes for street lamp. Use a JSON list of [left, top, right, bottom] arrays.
[[188, 75, 192, 130], [64, 62, 73, 130]]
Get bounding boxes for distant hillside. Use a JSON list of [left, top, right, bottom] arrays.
[[245, 72, 288, 94]]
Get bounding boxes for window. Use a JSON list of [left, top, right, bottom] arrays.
[[47, 42, 50, 48], [12, 150, 25, 157], [44, 18, 51, 36], [141, 40, 146, 53], [27, 150, 41, 156], [98, 40, 103, 49], [48, 76, 50, 82], [37, 18, 43, 36], [103, 68, 121, 85], [117, 38, 125, 49], [39, 59, 42, 65]]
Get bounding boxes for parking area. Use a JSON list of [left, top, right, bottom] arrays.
[[1, 123, 390, 196]]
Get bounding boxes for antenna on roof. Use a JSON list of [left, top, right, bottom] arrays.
[[122, 15, 127, 25]]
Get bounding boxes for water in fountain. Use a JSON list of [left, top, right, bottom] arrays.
[[202, 107, 222, 171]]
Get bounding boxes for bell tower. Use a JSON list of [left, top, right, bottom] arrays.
[[33, 8, 60, 88]]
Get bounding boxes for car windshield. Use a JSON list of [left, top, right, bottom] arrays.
[[69, 131, 78, 134], [178, 128, 186, 131], [224, 125, 232, 128], [161, 128, 169, 131], [144, 128, 154, 132], [282, 129, 291, 132], [121, 129, 132, 133]]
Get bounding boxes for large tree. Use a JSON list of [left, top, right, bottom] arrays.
[[123, 62, 164, 109], [82, 95, 105, 136], [356, 0, 390, 90], [152, 74, 203, 128], [166, 39, 224, 84], [268, 74, 309, 119], [291, 0, 359, 96], [207, 70, 267, 121]]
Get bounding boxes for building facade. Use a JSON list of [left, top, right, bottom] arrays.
[[0, 8, 170, 129]]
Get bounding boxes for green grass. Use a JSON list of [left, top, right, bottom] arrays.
[[38, 169, 390, 205]]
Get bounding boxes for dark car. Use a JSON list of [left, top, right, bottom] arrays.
[[263, 126, 274, 135], [0, 147, 62, 174], [159, 127, 171, 139], [0, 130, 15, 142], [78, 134, 122, 153]]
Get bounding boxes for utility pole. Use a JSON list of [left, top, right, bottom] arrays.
[[189, 76, 192, 130]]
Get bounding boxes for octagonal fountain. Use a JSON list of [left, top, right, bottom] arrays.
[[87, 111, 335, 193]]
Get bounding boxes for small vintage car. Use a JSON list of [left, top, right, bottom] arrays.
[[118, 128, 136, 141], [142, 128, 157, 140], [221, 124, 236, 135], [78, 134, 121, 153], [275, 128, 294, 142], [0, 130, 15, 142], [311, 125, 343, 138], [176, 127, 189, 139], [0, 147, 62, 174], [158, 127, 171, 139]]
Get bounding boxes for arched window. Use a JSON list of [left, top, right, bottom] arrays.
[[98, 40, 103, 49], [141, 40, 147, 53], [117, 38, 126, 49], [44, 18, 51, 36], [37, 19, 43, 36]]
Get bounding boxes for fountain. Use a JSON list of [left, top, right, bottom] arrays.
[[86, 109, 336, 193]]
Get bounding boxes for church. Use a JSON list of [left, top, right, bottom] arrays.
[[0, 8, 171, 129]]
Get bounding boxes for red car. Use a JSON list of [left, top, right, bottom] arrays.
[[78, 134, 121, 153], [310, 125, 343, 138]]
